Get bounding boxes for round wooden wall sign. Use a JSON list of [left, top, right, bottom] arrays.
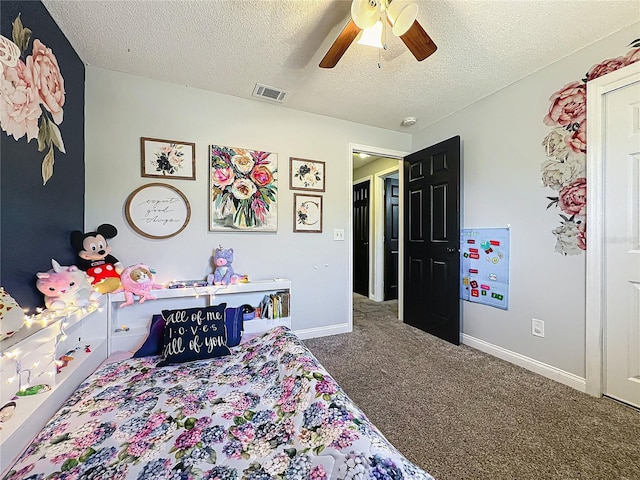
[[124, 183, 191, 239]]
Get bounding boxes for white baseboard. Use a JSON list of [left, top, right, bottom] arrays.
[[294, 323, 352, 340], [462, 334, 587, 393]]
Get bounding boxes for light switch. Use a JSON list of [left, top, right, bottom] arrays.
[[333, 229, 345, 241]]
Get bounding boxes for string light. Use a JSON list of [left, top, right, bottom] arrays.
[[2, 298, 102, 390], [22, 299, 101, 330], [4, 348, 21, 360]]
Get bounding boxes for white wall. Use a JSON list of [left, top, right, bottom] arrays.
[[411, 23, 640, 379], [85, 67, 411, 337]]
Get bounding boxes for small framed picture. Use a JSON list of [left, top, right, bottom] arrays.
[[294, 193, 323, 233], [289, 157, 325, 192], [141, 137, 196, 180]]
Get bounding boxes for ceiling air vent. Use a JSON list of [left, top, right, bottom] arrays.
[[252, 83, 288, 103]]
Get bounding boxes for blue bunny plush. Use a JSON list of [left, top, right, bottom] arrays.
[[207, 246, 239, 285]]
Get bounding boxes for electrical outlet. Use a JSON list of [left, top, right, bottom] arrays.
[[532, 318, 545, 337]]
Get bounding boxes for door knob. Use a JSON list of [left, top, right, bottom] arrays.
[[447, 247, 458, 254]]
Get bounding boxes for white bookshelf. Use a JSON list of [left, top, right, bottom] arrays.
[[108, 279, 292, 354]]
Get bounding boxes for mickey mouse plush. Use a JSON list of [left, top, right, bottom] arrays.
[[70, 224, 123, 294]]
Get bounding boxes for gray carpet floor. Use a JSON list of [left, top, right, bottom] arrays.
[[303, 294, 640, 480]]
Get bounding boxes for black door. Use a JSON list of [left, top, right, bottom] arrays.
[[384, 177, 399, 300], [353, 180, 370, 296], [404, 136, 461, 345]]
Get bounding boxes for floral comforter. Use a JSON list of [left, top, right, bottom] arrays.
[[4, 327, 434, 480]]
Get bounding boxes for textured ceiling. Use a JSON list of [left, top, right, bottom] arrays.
[[41, 0, 640, 133]]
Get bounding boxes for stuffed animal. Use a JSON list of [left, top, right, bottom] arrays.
[[207, 246, 239, 285], [70, 224, 123, 294], [0, 288, 25, 341], [115, 264, 162, 308], [36, 259, 100, 311]]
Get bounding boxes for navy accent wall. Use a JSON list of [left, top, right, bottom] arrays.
[[0, 1, 84, 310]]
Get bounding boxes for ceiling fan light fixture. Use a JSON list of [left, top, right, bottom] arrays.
[[319, 0, 437, 69], [389, 2, 418, 37], [356, 20, 384, 49], [351, 0, 380, 30]]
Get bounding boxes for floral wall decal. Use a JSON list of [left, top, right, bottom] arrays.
[[1, 1, 84, 309], [0, 14, 66, 185], [541, 39, 640, 255], [210, 145, 278, 231]]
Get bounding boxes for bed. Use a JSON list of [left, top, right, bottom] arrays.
[[3, 326, 434, 480]]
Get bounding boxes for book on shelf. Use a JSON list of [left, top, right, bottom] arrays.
[[258, 291, 290, 320]]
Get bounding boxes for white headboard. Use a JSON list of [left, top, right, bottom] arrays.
[[107, 279, 292, 354]]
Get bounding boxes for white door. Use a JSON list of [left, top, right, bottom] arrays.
[[604, 77, 640, 408]]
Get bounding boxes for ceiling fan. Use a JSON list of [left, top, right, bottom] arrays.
[[319, 0, 437, 68]]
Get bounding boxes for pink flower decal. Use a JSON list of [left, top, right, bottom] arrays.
[[27, 39, 65, 124], [565, 122, 586, 154], [0, 59, 41, 141], [623, 47, 640, 66], [586, 56, 627, 81], [543, 81, 586, 128], [558, 178, 587, 217]]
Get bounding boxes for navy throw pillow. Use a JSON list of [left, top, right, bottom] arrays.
[[133, 314, 165, 357], [157, 304, 230, 366], [224, 306, 243, 347]]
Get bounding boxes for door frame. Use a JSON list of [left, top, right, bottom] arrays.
[[352, 177, 373, 298], [350, 144, 408, 317], [585, 61, 640, 397], [377, 168, 400, 301]]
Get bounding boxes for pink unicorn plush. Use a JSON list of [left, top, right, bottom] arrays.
[[36, 259, 99, 311]]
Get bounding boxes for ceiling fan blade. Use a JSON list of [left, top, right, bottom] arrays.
[[319, 19, 361, 69], [399, 20, 437, 61]]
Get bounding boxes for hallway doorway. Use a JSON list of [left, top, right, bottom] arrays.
[[352, 149, 402, 305]]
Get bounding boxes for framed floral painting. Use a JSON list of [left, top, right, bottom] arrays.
[[289, 157, 325, 192], [294, 193, 322, 233], [209, 145, 278, 231], [141, 137, 196, 180]]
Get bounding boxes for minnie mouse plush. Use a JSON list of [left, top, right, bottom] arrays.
[[70, 224, 123, 294]]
